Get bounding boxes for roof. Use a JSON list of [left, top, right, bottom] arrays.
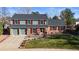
[[48, 16, 66, 26], [12, 14, 48, 20]]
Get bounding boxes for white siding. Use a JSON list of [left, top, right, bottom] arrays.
[[20, 21, 26, 25], [33, 21, 38, 25], [19, 29, 25, 35]]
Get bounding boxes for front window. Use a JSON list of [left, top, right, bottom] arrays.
[[32, 21, 38, 25], [58, 26, 61, 30], [53, 26, 57, 30], [14, 20, 18, 24], [40, 20, 44, 25], [20, 21, 26, 25]]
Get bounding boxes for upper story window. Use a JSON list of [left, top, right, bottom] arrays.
[[40, 20, 44, 25], [20, 21, 26, 25], [14, 20, 18, 24], [32, 21, 38, 25]]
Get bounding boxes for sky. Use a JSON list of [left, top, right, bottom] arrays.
[[1, 7, 79, 18]]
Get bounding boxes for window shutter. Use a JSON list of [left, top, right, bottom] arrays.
[[26, 20, 27, 24], [25, 28, 27, 34], [17, 29, 19, 35]]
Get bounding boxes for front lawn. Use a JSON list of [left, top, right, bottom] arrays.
[[20, 34, 79, 50]]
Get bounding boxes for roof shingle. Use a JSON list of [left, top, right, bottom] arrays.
[[12, 14, 48, 20]]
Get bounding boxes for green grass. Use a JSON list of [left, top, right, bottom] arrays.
[[20, 34, 79, 49], [0, 22, 3, 35], [24, 39, 67, 48]]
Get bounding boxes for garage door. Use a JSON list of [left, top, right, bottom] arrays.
[[19, 29, 25, 35], [13, 29, 18, 35]]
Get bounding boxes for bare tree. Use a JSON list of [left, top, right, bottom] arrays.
[[1, 7, 10, 17], [0, 7, 10, 23]]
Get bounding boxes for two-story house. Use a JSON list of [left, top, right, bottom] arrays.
[[10, 14, 48, 35]]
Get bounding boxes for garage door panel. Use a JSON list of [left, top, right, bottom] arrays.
[[13, 29, 18, 35], [19, 29, 25, 35]]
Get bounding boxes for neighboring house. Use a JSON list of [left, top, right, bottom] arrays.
[[10, 14, 48, 35], [47, 16, 66, 34]]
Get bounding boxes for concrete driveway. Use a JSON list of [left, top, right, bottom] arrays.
[[0, 35, 25, 50]]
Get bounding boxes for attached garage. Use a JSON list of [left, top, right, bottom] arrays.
[[11, 28, 27, 35]]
